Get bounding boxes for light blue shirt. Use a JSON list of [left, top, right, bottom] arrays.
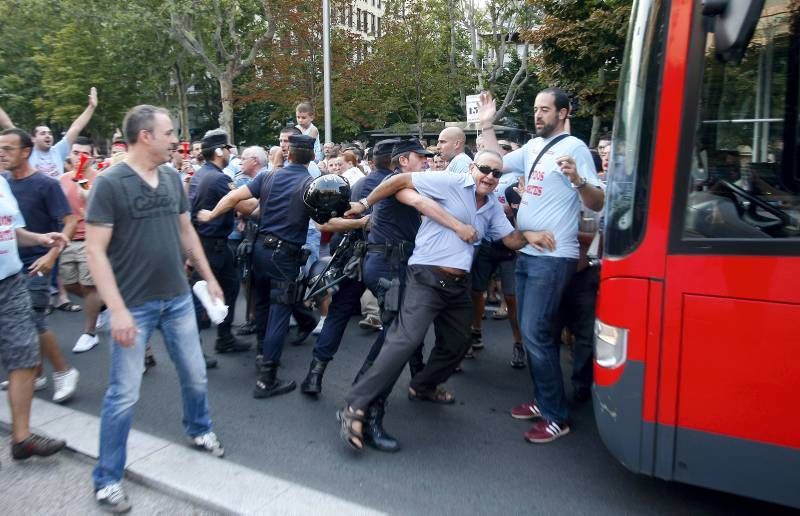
[[446, 152, 472, 174], [503, 133, 602, 259], [0, 176, 25, 280], [280, 159, 320, 178], [409, 172, 513, 271], [29, 138, 70, 178]]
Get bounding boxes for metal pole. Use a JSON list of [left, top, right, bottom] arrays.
[[322, 0, 333, 144]]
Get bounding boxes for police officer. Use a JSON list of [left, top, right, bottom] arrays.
[[189, 129, 250, 357], [198, 134, 316, 398], [337, 150, 530, 451]]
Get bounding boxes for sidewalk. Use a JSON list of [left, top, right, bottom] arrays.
[[0, 428, 212, 515], [0, 398, 382, 515]]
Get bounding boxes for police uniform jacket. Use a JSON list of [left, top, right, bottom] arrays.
[[247, 162, 312, 247], [190, 162, 236, 238]]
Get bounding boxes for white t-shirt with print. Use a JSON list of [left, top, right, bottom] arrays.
[[503, 133, 602, 259], [29, 138, 70, 178], [0, 176, 25, 280]]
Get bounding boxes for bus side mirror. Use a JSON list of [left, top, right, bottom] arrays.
[[702, 0, 764, 63]]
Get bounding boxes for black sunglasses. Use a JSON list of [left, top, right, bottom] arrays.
[[474, 164, 503, 178]]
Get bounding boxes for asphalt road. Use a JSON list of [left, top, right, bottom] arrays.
[[7, 297, 794, 515]]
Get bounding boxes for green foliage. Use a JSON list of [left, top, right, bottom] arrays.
[[525, 0, 632, 123]]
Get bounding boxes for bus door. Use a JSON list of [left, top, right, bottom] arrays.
[[662, 0, 800, 505]]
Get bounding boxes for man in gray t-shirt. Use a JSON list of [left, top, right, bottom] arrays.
[[85, 104, 226, 513]]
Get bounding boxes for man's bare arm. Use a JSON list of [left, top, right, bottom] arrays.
[[395, 188, 477, 243], [579, 186, 604, 212], [178, 213, 223, 302], [15, 228, 68, 248], [501, 230, 527, 250], [64, 87, 98, 145], [343, 173, 415, 217], [476, 91, 501, 154], [0, 106, 14, 129], [315, 215, 369, 233], [197, 185, 254, 222]]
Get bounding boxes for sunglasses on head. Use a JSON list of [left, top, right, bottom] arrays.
[[474, 164, 503, 178]]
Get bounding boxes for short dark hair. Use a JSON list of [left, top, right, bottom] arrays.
[[374, 154, 391, 169], [288, 147, 314, 165], [123, 104, 170, 144], [280, 126, 302, 137], [390, 151, 412, 170], [539, 87, 571, 114], [73, 136, 93, 148], [0, 128, 33, 149]]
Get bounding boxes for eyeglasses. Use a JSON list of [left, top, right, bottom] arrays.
[[474, 164, 503, 178]]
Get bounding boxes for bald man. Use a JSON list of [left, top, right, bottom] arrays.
[[437, 127, 472, 174]]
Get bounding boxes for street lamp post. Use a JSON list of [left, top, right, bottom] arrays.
[[322, 0, 332, 144]]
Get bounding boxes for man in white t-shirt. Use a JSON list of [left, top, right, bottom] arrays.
[[478, 87, 604, 444], [27, 87, 99, 179], [437, 127, 472, 174]]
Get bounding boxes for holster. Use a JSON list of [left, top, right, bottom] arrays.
[[271, 279, 305, 305], [377, 276, 401, 323]]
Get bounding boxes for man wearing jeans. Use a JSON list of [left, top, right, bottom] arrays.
[[86, 105, 226, 513], [479, 88, 604, 443]]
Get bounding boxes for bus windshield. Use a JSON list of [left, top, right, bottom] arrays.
[[682, 0, 800, 240], [604, 0, 665, 256]]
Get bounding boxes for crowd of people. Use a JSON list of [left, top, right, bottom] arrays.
[[0, 86, 609, 513]]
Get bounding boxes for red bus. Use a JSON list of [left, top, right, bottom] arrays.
[[594, 0, 799, 508]]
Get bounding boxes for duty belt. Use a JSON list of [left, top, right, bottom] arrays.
[[367, 241, 414, 263], [262, 234, 302, 256]]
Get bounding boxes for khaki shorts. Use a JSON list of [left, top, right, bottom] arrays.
[[59, 240, 94, 286]]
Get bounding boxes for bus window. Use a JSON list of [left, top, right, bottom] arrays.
[[682, 0, 800, 241], [604, 0, 666, 257]]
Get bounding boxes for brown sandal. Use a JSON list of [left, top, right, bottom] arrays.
[[336, 406, 365, 450], [408, 386, 455, 404]]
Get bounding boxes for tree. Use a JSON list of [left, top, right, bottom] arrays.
[[463, 0, 533, 122], [524, 0, 631, 145], [167, 0, 278, 138]]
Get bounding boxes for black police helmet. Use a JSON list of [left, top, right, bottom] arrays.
[[303, 174, 352, 224]]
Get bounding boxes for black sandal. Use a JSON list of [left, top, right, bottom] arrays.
[[336, 406, 365, 450], [408, 386, 456, 404]]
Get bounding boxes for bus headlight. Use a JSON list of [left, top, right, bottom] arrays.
[[595, 319, 628, 369]]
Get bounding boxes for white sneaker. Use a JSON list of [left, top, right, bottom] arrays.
[[0, 375, 48, 391], [52, 368, 79, 403], [189, 431, 225, 457], [72, 333, 98, 353], [95, 309, 110, 331], [289, 315, 298, 328], [312, 316, 326, 336], [96, 482, 132, 513]]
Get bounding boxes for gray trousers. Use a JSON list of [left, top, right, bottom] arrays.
[[346, 265, 472, 411]]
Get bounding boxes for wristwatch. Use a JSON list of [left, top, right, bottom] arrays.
[[575, 176, 588, 189], [358, 197, 370, 210]]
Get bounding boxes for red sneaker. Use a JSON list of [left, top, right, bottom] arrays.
[[524, 419, 570, 444], [510, 400, 543, 420]]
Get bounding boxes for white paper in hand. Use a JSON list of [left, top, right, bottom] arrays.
[[192, 280, 228, 325]]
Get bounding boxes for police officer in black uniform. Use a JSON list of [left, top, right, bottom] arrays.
[[189, 129, 250, 358], [298, 139, 398, 398], [197, 134, 316, 398]]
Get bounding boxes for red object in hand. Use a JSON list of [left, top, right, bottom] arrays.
[[72, 153, 90, 190], [181, 141, 190, 159]]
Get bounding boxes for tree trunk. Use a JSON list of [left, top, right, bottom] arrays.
[[218, 71, 235, 138], [590, 115, 601, 148], [174, 61, 191, 141]]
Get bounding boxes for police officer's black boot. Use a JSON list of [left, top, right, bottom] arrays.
[[363, 399, 400, 453], [215, 334, 251, 354], [253, 361, 296, 399], [300, 358, 328, 395]]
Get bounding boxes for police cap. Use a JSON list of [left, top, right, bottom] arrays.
[[373, 138, 399, 157], [289, 134, 315, 150], [303, 174, 351, 224], [391, 138, 434, 159], [201, 130, 234, 151]]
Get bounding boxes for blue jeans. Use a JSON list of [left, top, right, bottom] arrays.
[[92, 292, 212, 490], [515, 254, 577, 424]]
